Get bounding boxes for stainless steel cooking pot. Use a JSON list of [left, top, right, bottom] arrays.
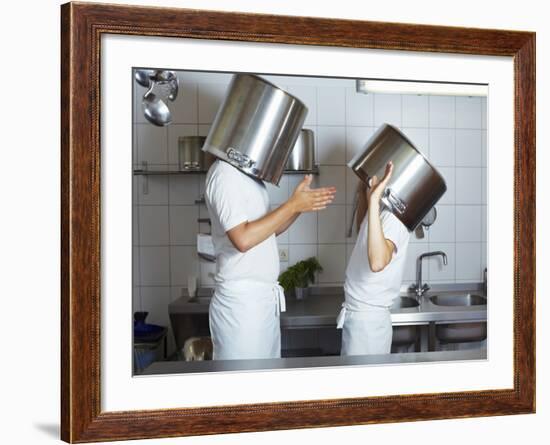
[[202, 73, 308, 185], [178, 136, 215, 171], [348, 123, 447, 231], [286, 129, 315, 171]]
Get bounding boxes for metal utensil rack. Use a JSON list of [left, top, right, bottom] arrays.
[[133, 165, 319, 176], [133, 161, 319, 194], [133, 161, 208, 176]]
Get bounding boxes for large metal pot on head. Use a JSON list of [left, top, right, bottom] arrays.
[[348, 123, 447, 231], [202, 73, 308, 185]]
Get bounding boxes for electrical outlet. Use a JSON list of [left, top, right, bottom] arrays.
[[278, 247, 289, 262]]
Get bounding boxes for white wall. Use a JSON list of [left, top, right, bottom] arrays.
[[3, 1, 548, 445]]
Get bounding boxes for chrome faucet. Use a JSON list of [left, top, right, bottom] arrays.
[[411, 251, 448, 298]]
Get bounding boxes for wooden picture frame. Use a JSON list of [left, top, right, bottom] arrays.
[[61, 1, 535, 442]]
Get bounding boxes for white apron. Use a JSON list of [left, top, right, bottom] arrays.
[[336, 300, 393, 356], [209, 280, 286, 360]]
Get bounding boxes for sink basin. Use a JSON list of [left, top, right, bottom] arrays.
[[436, 322, 487, 343], [391, 296, 420, 310], [390, 297, 420, 348], [392, 325, 419, 347], [430, 294, 486, 343], [429, 294, 486, 307]]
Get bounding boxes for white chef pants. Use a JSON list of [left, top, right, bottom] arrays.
[[209, 282, 286, 360], [337, 304, 393, 356]]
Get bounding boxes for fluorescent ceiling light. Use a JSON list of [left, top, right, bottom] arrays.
[[356, 79, 488, 96]]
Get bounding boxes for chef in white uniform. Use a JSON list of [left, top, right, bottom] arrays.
[[205, 160, 336, 360], [337, 161, 411, 355]]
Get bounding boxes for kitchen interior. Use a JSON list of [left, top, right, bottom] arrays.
[[132, 69, 488, 375]]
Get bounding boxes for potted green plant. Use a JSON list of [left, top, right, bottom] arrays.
[[278, 257, 323, 300]]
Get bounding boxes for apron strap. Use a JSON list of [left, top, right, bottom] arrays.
[[336, 303, 347, 329], [274, 283, 286, 315]]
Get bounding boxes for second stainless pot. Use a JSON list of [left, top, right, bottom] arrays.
[[348, 123, 447, 231], [202, 74, 308, 185], [178, 136, 215, 171], [286, 129, 315, 171]]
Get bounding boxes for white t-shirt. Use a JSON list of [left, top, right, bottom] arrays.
[[344, 208, 410, 308], [204, 160, 279, 284]]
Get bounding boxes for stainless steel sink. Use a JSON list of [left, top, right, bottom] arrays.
[[429, 294, 486, 306], [392, 325, 419, 347], [436, 322, 487, 343], [391, 296, 420, 310], [430, 294, 487, 343], [391, 297, 420, 348]]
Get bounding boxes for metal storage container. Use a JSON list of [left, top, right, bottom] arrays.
[[178, 136, 215, 171], [286, 129, 315, 171]]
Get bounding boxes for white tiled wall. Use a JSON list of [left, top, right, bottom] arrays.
[[133, 70, 487, 353]]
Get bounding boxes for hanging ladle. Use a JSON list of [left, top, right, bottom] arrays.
[[142, 85, 173, 126], [134, 69, 155, 88], [136, 70, 179, 127]]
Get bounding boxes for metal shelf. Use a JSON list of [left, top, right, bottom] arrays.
[[282, 166, 320, 175], [133, 169, 207, 175], [133, 166, 319, 176]]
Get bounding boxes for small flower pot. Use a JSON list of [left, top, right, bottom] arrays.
[[294, 286, 310, 300]]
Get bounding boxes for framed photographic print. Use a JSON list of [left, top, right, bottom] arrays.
[[61, 1, 535, 442]]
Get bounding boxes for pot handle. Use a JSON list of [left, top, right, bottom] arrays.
[[226, 147, 256, 169], [383, 188, 407, 215]]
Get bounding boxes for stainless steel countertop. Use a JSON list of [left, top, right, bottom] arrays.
[[140, 348, 486, 375], [168, 283, 486, 328]]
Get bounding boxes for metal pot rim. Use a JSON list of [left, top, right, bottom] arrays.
[[204, 147, 271, 184], [236, 73, 307, 111]]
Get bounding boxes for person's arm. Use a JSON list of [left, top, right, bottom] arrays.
[[366, 161, 397, 272], [275, 212, 299, 236], [227, 175, 336, 252], [274, 174, 327, 236]]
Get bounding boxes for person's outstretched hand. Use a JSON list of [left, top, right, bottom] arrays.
[[289, 174, 336, 212]]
